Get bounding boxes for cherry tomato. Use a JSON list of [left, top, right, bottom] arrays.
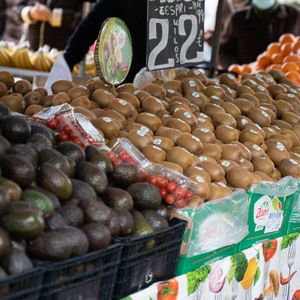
[[119, 150, 130, 162], [46, 118, 58, 130], [148, 176, 158, 186], [89, 139, 99, 147], [141, 171, 148, 182], [63, 124, 72, 134], [112, 158, 121, 166], [165, 194, 175, 205], [160, 188, 168, 200], [185, 190, 194, 201], [173, 198, 188, 208], [73, 138, 84, 148], [157, 177, 168, 189], [59, 132, 69, 142], [69, 131, 78, 140], [126, 157, 137, 165], [166, 181, 177, 194], [174, 186, 187, 200], [107, 152, 117, 161]]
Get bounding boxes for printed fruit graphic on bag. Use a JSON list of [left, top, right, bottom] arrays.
[[262, 239, 277, 262], [157, 278, 178, 300]]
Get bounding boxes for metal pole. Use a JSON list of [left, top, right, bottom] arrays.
[[208, 0, 225, 78]]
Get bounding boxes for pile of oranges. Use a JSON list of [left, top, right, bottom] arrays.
[[228, 33, 300, 84]]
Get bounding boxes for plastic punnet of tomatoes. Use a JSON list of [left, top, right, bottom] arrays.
[[32, 103, 74, 131], [107, 138, 152, 181], [56, 112, 106, 150], [148, 164, 198, 208]]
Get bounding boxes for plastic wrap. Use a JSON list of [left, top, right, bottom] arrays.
[[289, 179, 300, 223], [177, 189, 249, 257]]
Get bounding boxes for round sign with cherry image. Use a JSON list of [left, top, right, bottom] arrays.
[[94, 17, 133, 86]]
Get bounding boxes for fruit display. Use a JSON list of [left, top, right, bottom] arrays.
[[0, 41, 96, 75], [228, 33, 300, 84]]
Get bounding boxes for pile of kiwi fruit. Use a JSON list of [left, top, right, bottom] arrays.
[[1, 67, 300, 204]]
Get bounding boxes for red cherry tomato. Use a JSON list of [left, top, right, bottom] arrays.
[[69, 131, 78, 140], [126, 157, 137, 165], [157, 177, 168, 189], [119, 150, 130, 162], [165, 194, 175, 205], [112, 158, 121, 166], [55, 114, 63, 123], [148, 176, 158, 186], [141, 171, 148, 182], [173, 198, 188, 208], [73, 138, 84, 148], [185, 190, 194, 201], [63, 124, 72, 134], [166, 181, 177, 193], [59, 132, 69, 142], [159, 188, 168, 200], [46, 118, 58, 130], [174, 186, 187, 200], [107, 152, 117, 161]]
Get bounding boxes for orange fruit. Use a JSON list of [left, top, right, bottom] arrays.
[[285, 71, 300, 84], [241, 64, 252, 74], [281, 61, 299, 73], [280, 42, 293, 56], [267, 64, 282, 71], [267, 42, 281, 56], [279, 33, 296, 45], [283, 54, 300, 63], [271, 52, 284, 64], [228, 64, 242, 74], [292, 41, 300, 54], [257, 53, 272, 68]]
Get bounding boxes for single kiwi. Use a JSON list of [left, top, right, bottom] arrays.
[[0, 70, 14, 88], [186, 68, 208, 85], [23, 91, 42, 106], [253, 171, 274, 182], [118, 91, 140, 108], [168, 101, 191, 114], [265, 139, 291, 166], [214, 125, 239, 144], [276, 92, 300, 105], [160, 161, 183, 174], [127, 123, 153, 136], [217, 159, 239, 174], [243, 141, 266, 159], [166, 146, 194, 170], [278, 158, 300, 178], [252, 156, 275, 177], [195, 117, 215, 132], [70, 95, 90, 109], [176, 132, 203, 155], [200, 161, 225, 182], [239, 128, 264, 146], [142, 145, 167, 163], [52, 92, 71, 106], [220, 84, 236, 98], [263, 127, 278, 140], [1, 93, 25, 113], [281, 111, 300, 125], [181, 78, 200, 95], [91, 108, 104, 118], [33, 87, 47, 98], [220, 144, 243, 162], [108, 98, 137, 119], [116, 82, 137, 94], [172, 107, 198, 129], [67, 86, 90, 100], [226, 165, 253, 190], [51, 79, 74, 94], [202, 103, 225, 119], [192, 127, 216, 144], [248, 108, 271, 127], [127, 129, 153, 151], [204, 85, 226, 100], [184, 166, 211, 182], [24, 104, 44, 117], [212, 112, 237, 128], [243, 123, 265, 139], [259, 106, 276, 123], [91, 116, 120, 140], [271, 168, 282, 182], [209, 95, 223, 106], [167, 117, 191, 133], [268, 133, 293, 151], [12, 79, 32, 96], [190, 103, 200, 114], [0, 82, 8, 97], [132, 90, 151, 103], [219, 73, 238, 90], [238, 94, 260, 108], [135, 112, 162, 133], [41, 95, 54, 107], [272, 119, 293, 130], [236, 84, 255, 97], [235, 115, 253, 131], [220, 102, 241, 119], [233, 98, 255, 116], [141, 96, 165, 117], [230, 141, 253, 161], [282, 129, 300, 148], [267, 83, 287, 98], [155, 126, 181, 144], [185, 91, 209, 110], [207, 183, 227, 200], [188, 175, 210, 200], [91, 89, 115, 108], [141, 83, 166, 99], [161, 80, 183, 93], [238, 157, 254, 172]]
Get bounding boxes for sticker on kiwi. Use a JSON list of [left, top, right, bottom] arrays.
[[192, 92, 200, 98], [193, 70, 201, 75], [184, 112, 192, 119], [198, 118, 205, 123], [140, 126, 149, 133], [153, 145, 162, 151], [218, 182, 227, 188], [196, 176, 204, 183], [225, 125, 233, 129], [250, 130, 259, 134], [257, 85, 265, 91], [212, 95, 219, 100], [104, 91, 112, 95], [153, 139, 162, 145], [189, 80, 196, 87], [241, 119, 248, 125], [290, 89, 297, 93], [253, 145, 261, 150], [240, 158, 245, 163], [221, 161, 230, 167], [287, 94, 295, 98], [290, 159, 298, 165], [103, 117, 112, 123], [192, 135, 200, 142], [276, 142, 285, 151], [201, 128, 209, 133], [195, 166, 204, 170], [200, 113, 207, 118], [227, 74, 234, 80], [167, 89, 175, 94], [155, 98, 161, 104], [137, 130, 146, 137], [266, 127, 274, 132], [119, 100, 127, 106], [261, 111, 269, 118], [94, 17, 132, 86], [199, 156, 207, 161], [146, 113, 155, 116]]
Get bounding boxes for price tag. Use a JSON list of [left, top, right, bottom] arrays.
[[147, 0, 204, 71], [264, 211, 283, 233]]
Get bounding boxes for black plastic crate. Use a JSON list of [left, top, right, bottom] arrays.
[[33, 241, 122, 300], [113, 217, 187, 299], [0, 267, 44, 300]]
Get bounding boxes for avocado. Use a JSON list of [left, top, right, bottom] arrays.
[[70, 178, 97, 205], [76, 161, 108, 194], [0, 102, 11, 119], [21, 190, 54, 213], [26, 133, 53, 153], [0, 135, 11, 155], [127, 182, 162, 211], [142, 209, 169, 232], [38, 148, 70, 175], [0, 186, 10, 216], [0, 226, 11, 259], [100, 186, 134, 211], [0, 248, 33, 275], [1, 204, 45, 240], [0, 176, 22, 201], [44, 211, 67, 231], [37, 162, 72, 201], [112, 207, 134, 237], [28, 231, 72, 261], [0, 154, 35, 188], [56, 205, 84, 227], [56, 141, 86, 164], [112, 162, 143, 188], [8, 143, 38, 169], [156, 204, 171, 221], [58, 226, 89, 256], [29, 121, 56, 146], [132, 210, 154, 249], [80, 222, 111, 251], [7, 200, 43, 217], [85, 145, 113, 174], [65, 156, 76, 178], [79, 199, 111, 225], [107, 208, 120, 236], [0, 114, 31, 144]]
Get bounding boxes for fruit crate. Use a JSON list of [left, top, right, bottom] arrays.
[[113, 217, 187, 299], [0, 267, 44, 300], [33, 242, 122, 300]]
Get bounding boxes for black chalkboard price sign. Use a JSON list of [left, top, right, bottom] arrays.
[[147, 0, 204, 71]]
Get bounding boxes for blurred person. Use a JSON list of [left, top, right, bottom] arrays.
[[0, 0, 24, 43], [218, 0, 300, 69], [12, 0, 95, 51], [63, 0, 147, 83]]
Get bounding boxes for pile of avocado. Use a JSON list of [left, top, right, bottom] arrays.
[[0, 102, 171, 283]]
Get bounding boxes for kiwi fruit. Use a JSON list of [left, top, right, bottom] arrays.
[[239, 128, 264, 146], [219, 144, 242, 162], [160, 161, 183, 174], [267, 83, 287, 98], [252, 156, 275, 177], [116, 83, 137, 94], [67, 86, 90, 100], [276, 92, 300, 105], [24, 104, 44, 117], [0, 70, 14, 88], [188, 175, 210, 200], [253, 171, 274, 182], [185, 91, 209, 110], [281, 111, 300, 125], [265, 140, 291, 166], [235, 115, 253, 131], [141, 96, 165, 117], [219, 73, 238, 90], [217, 159, 239, 173], [161, 80, 182, 93], [108, 99, 137, 119], [192, 127, 216, 144], [237, 157, 254, 172], [243, 123, 265, 139], [23, 91, 42, 106], [184, 166, 211, 182], [281, 129, 300, 148], [168, 101, 191, 114], [263, 127, 279, 140], [204, 85, 226, 100], [247, 108, 271, 127], [91, 116, 120, 140], [278, 158, 300, 178], [41, 95, 54, 107], [167, 117, 191, 133], [273, 100, 294, 118], [1, 93, 25, 113], [160, 114, 173, 126], [12, 79, 32, 95], [127, 129, 153, 151], [214, 125, 239, 144], [243, 142, 266, 159], [195, 117, 215, 132], [233, 98, 255, 116], [259, 106, 276, 123], [142, 145, 166, 163], [202, 103, 225, 119], [200, 161, 225, 182], [118, 91, 140, 108], [212, 112, 237, 128], [172, 107, 198, 129], [73, 107, 96, 121], [51, 79, 74, 94], [272, 119, 293, 130], [236, 84, 255, 97], [102, 110, 126, 128], [207, 183, 228, 200], [141, 83, 166, 99], [132, 90, 151, 104], [92, 89, 115, 108], [230, 141, 253, 161], [0, 82, 8, 97], [220, 102, 241, 119], [127, 123, 153, 136], [181, 78, 200, 95], [135, 113, 162, 133], [268, 133, 293, 151], [226, 165, 253, 190], [155, 127, 181, 144], [166, 146, 194, 170], [208, 95, 223, 105], [52, 92, 71, 106]]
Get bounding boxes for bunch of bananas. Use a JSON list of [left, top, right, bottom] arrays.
[[0, 41, 14, 66], [31, 47, 54, 71], [72, 51, 96, 76], [11, 42, 34, 69]]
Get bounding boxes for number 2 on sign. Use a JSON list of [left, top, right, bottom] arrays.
[[148, 14, 201, 70]]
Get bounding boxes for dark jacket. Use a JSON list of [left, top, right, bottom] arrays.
[[63, 0, 147, 83], [218, 4, 300, 69], [12, 0, 89, 50]]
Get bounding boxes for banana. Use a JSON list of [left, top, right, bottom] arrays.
[[0, 47, 12, 66]]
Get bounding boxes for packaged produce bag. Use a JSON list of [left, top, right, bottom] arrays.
[[240, 176, 298, 251], [287, 178, 300, 234]]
